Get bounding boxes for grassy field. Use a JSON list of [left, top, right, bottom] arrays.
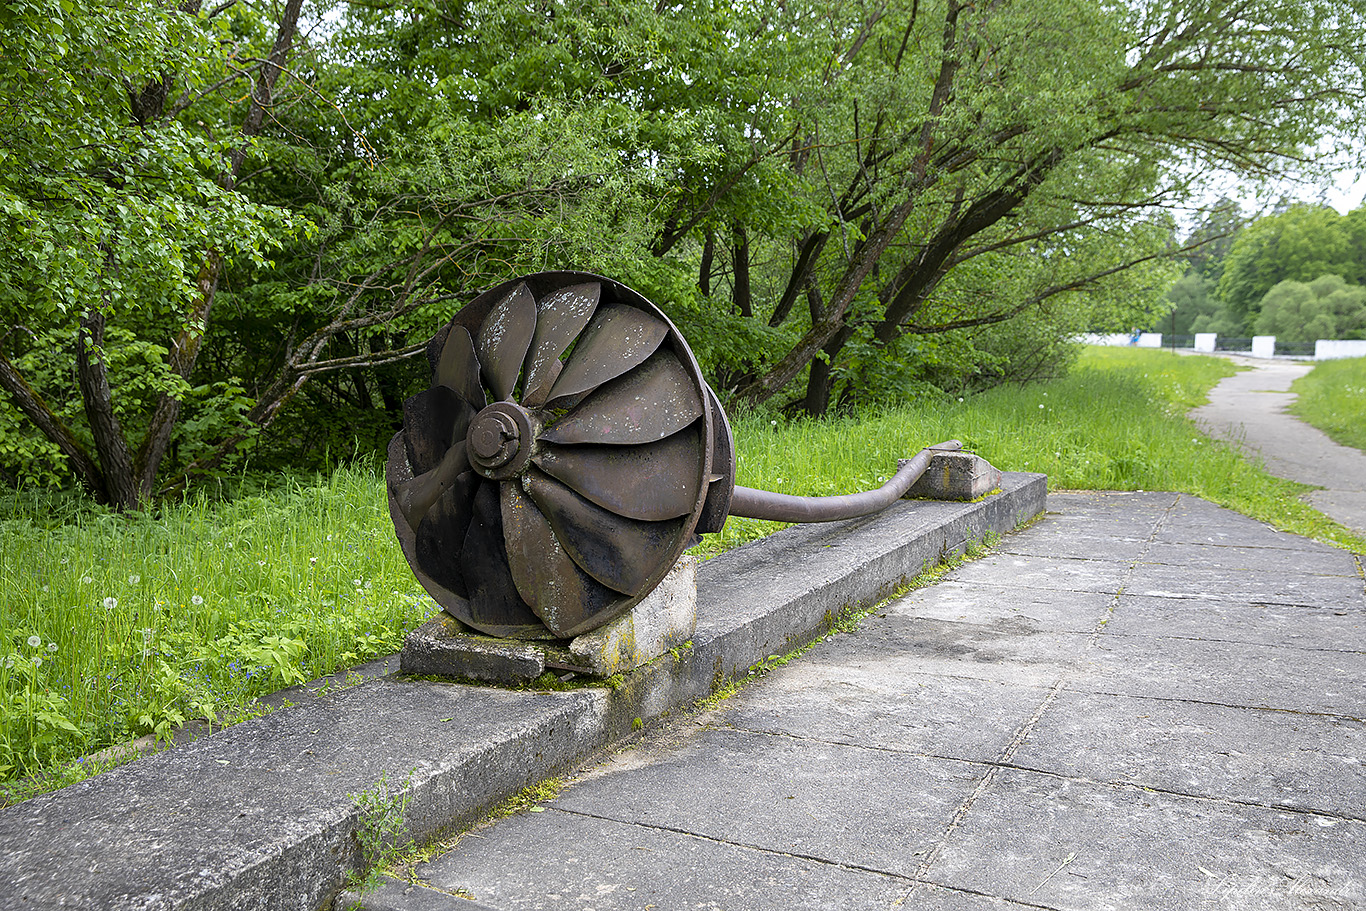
[[3, 346, 1361, 797], [1289, 355, 1366, 452]]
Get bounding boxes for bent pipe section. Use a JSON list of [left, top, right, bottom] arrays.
[[726, 440, 963, 524]]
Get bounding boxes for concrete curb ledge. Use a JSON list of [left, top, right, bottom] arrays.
[[0, 472, 1045, 911]]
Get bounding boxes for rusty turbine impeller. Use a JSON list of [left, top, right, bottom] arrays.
[[388, 271, 961, 642], [387, 272, 732, 640]]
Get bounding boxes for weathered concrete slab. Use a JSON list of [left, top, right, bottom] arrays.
[[1154, 498, 1339, 550], [719, 659, 1052, 763], [780, 620, 1091, 689], [1139, 540, 1361, 576], [926, 767, 1366, 910], [541, 726, 975, 879], [1073, 635, 1366, 716], [1123, 559, 1365, 607], [942, 552, 1134, 594], [891, 580, 1114, 633], [1009, 691, 1366, 817], [1104, 593, 1366, 651], [0, 473, 1046, 911], [369, 810, 1015, 911]]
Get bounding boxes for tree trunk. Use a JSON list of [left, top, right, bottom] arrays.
[[698, 229, 715, 297], [732, 225, 752, 318], [0, 351, 108, 501], [77, 311, 141, 509]]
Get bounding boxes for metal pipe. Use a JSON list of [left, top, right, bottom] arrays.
[[726, 440, 963, 523]]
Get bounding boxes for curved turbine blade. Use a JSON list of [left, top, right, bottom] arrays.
[[415, 470, 478, 599], [460, 480, 553, 638], [532, 423, 704, 521], [402, 386, 474, 476], [435, 325, 486, 410], [522, 282, 600, 408], [545, 303, 668, 406], [396, 438, 471, 529], [477, 282, 536, 402], [522, 468, 684, 596], [539, 348, 702, 446], [502, 482, 622, 637]]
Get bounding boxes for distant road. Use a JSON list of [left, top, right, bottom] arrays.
[[1189, 354, 1366, 538]]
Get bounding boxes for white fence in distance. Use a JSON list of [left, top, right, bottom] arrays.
[[1079, 334, 1366, 360]]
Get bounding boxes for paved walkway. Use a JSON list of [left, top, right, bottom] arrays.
[[351, 491, 1366, 911], [1190, 355, 1366, 536]]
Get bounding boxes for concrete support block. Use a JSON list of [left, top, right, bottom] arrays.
[[400, 612, 546, 683], [1252, 335, 1276, 358], [399, 558, 698, 682], [570, 557, 697, 676], [905, 451, 1003, 501], [1194, 333, 1216, 353]]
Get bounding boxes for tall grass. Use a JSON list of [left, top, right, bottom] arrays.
[[0, 466, 430, 786], [1289, 356, 1366, 452]]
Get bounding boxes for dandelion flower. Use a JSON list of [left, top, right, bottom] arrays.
[[27, 635, 41, 648], [191, 594, 203, 606], [327, 534, 333, 541], [31, 656, 42, 667], [47, 642, 56, 653], [352, 579, 362, 587], [103, 596, 118, 611], [309, 557, 317, 565], [257, 560, 266, 567], [1038, 404, 1045, 409], [128, 574, 140, 585], [82, 575, 94, 585]]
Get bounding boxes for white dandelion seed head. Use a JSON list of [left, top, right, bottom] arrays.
[[352, 579, 362, 587], [309, 557, 317, 565], [47, 642, 56, 653], [27, 635, 41, 648], [41, 585, 49, 592], [257, 560, 266, 567], [31, 655, 41, 666], [103, 596, 118, 611], [326, 534, 333, 541], [128, 574, 140, 585], [81, 576, 94, 585], [191, 594, 203, 606]]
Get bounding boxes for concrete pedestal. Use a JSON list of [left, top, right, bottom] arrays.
[[906, 451, 1003, 501], [400, 557, 698, 684]]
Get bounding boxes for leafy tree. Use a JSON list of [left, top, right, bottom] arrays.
[[1253, 274, 1366, 342], [639, 0, 1366, 413], [1216, 204, 1366, 332], [0, 0, 304, 506]]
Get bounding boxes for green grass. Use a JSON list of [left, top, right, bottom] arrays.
[[1289, 356, 1366, 452], [4, 345, 1361, 798], [0, 466, 431, 791]]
